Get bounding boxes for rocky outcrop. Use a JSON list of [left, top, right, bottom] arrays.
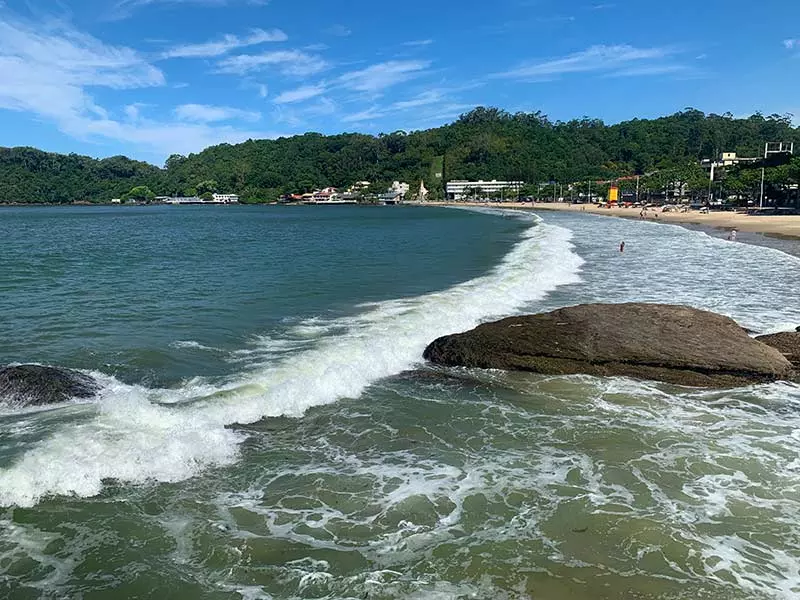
[[0, 365, 99, 407], [424, 303, 795, 388], [756, 333, 800, 370]]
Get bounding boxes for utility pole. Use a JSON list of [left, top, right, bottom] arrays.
[[708, 162, 715, 205]]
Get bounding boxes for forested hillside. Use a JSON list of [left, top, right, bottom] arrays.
[[2, 108, 799, 203]]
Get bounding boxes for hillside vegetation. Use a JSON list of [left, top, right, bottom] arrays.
[[2, 107, 799, 203]]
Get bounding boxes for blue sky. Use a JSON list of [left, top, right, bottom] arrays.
[[1, 0, 799, 165]]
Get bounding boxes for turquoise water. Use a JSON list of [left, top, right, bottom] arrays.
[[1, 205, 800, 599], [0, 206, 518, 386]]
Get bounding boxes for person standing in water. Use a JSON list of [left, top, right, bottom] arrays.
[[620, 241, 626, 253]]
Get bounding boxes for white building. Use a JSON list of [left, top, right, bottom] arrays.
[[446, 180, 524, 201], [111, 198, 122, 204], [212, 193, 240, 204], [390, 181, 410, 198]]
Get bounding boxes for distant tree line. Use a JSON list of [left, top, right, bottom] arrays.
[[2, 107, 799, 205]]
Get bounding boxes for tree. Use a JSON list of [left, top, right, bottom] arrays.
[[196, 180, 218, 195], [126, 186, 155, 203], [3, 108, 800, 205]]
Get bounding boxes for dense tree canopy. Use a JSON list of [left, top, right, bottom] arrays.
[[1, 108, 799, 204]]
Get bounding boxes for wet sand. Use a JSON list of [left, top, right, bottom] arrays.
[[410, 201, 800, 258]]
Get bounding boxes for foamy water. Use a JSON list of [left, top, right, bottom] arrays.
[[0, 212, 583, 507], [2, 206, 799, 600]]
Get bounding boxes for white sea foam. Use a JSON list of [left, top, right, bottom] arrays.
[[170, 340, 222, 352], [0, 214, 584, 507]]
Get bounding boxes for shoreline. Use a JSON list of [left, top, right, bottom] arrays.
[[411, 200, 800, 258], [415, 201, 800, 240]]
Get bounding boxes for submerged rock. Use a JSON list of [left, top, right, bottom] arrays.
[[756, 333, 800, 370], [423, 303, 794, 388], [0, 365, 99, 407]]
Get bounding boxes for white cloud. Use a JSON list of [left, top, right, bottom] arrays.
[[784, 39, 799, 50], [77, 117, 275, 160], [216, 49, 328, 76], [124, 103, 147, 120], [0, 14, 164, 124], [495, 44, 677, 79], [273, 84, 326, 104], [174, 103, 261, 122], [0, 11, 278, 160], [338, 60, 431, 92], [391, 89, 444, 110], [402, 39, 433, 47], [162, 28, 287, 59]]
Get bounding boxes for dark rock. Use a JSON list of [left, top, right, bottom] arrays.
[[423, 303, 794, 388], [756, 333, 800, 370], [0, 365, 99, 407]]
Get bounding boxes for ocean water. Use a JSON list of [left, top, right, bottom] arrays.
[[1, 205, 799, 600]]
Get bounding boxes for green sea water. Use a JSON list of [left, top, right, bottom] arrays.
[[1, 205, 799, 599]]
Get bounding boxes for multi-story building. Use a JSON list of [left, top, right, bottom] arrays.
[[445, 180, 524, 201]]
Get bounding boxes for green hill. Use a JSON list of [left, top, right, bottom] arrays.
[[2, 107, 799, 203]]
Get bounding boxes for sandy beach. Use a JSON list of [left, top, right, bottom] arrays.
[[418, 201, 800, 240]]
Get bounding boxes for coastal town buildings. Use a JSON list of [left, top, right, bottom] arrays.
[[158, 193, 239, 205], [446, 179, 524, 201], [212, 193, 240, 203]]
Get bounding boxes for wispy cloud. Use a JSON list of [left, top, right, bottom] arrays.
[[325, 24, 351, 37], [110, 0, 269, 20], [0, 11, 278, 160], [0, 13, 165, 119], [341, 106, 384, 123], [495, 44, 678, 80], [606, 64, 688, 77], [162, 28, 286, 59], [784, 39, 799, 50], [273, 84, 327, 104], [271, 97, 336, 127], [216, 49, 328, 76], [390, 89, 444, 110], [174, 103, 261, 122], [338, 60, 431, 92], [402, 39, 433, 47]]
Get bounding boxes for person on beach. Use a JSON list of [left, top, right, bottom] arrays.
[[620, 241, 625, 253], [727, 229, 737, 242]]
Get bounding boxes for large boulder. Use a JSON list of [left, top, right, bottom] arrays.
[[0, 365, 99, 407], [756, 333, 800, 370], [424, 303, 795, 388]]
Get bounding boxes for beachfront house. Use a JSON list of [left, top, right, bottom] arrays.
[[312, 187, 339, 202]]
